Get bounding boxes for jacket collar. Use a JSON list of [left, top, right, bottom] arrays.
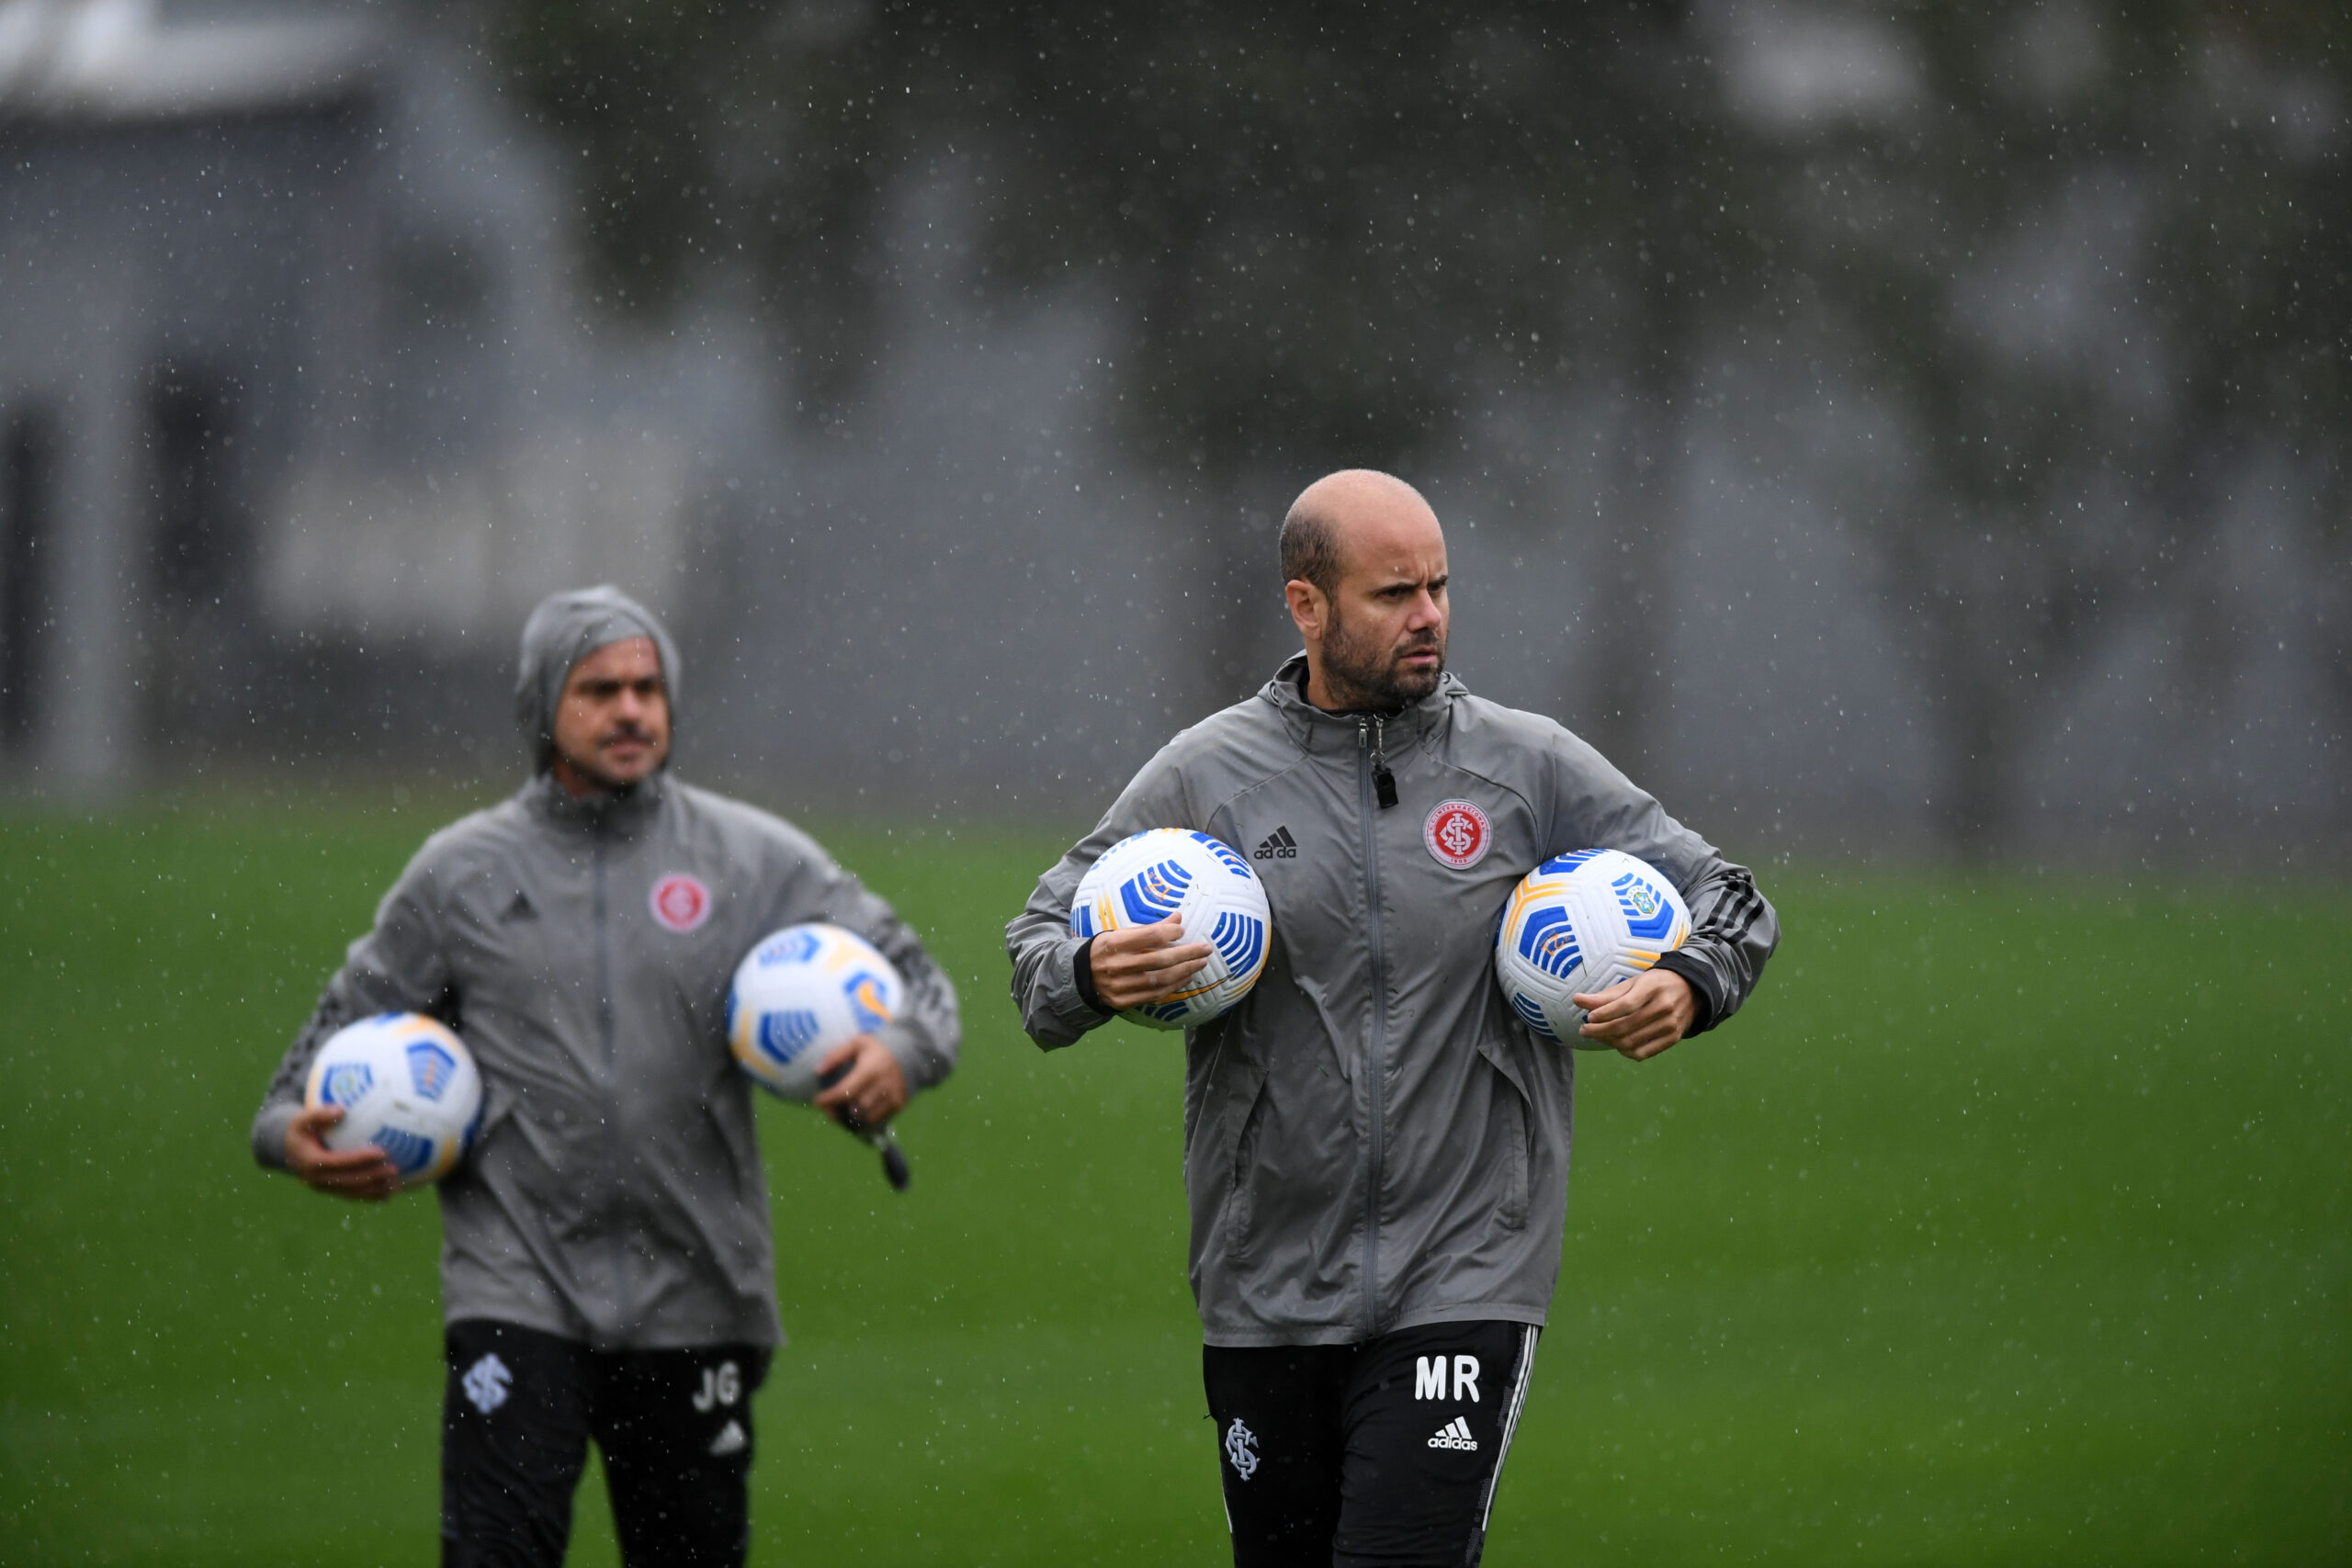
[[1259, 650, 1464, 752], [523, 768, 670, 836]]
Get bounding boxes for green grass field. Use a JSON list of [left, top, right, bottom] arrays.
[[2, 796, 2346, 1564]]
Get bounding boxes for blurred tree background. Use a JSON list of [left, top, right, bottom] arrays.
[[7, 11, 2349, 1560], [487, 0, 2348, 854]]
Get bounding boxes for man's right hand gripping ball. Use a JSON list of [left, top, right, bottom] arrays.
[[1087, 917, 1213, 1012], [284, 1105, 402, 1201]]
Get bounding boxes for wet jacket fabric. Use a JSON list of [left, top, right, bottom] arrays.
[[252, 590, 959, 1350], [1007, 654, 1777, 1348]]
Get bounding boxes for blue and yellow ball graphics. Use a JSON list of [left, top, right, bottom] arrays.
[[303, 1012, 485, 1186], [1069, 829, 1272, 1030], [1494, 848, 1692, 1048], [729, 923, 907, 1101]]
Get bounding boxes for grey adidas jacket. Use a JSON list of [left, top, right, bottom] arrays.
[[1007, 655, 1776, 1348], [252, 773, 959, 1349], [252, 589, 958, 1350]]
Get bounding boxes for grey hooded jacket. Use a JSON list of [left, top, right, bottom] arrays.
[[1007, 655, 1776, 1348], [252, 588, 959, 1350]]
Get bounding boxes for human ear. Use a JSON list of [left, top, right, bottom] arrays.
[[1284, 580, 1326, 643]]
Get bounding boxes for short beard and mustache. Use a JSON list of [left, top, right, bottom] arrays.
[[563, 721, 664, 791], [1318, 601, 1446, 710]]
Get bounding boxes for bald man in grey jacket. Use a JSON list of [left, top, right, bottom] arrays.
[[1010, 472, 1776, 1567], [253, 586, 958, 1568]]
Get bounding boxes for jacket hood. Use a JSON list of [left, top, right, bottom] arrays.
[[514, 585, 682, 773]]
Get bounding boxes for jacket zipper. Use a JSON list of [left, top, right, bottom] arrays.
[[1357, 716, 1390, 1336], [1371, 714, 1398, 808], [594, 831, 628, 1337]]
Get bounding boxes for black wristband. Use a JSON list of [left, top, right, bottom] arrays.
[[1073, 935, 1108, 1015], [1651, 951, 1720, 1036]]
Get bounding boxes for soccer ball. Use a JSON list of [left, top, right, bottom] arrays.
[[729, 923, 906, 1101], [1494, 849, 1692, 1048], [304, 1013, 484, 1186], [1069, 829, 1272, 1030]]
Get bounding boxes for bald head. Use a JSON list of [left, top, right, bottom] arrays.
[[1279, 470, 1451, 711], [1278, 469, 1442, 596]]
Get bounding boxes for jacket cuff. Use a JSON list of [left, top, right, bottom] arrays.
[[878, 1023, 950, 1094], [1652, 952, 1722, 1037], [1073, 937, 1108, 1015], [252, 1100, 299, 1172], [1041, 934, 1111, 1043]]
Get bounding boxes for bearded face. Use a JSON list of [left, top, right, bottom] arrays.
[[1280, 470, 1452, 713], [550, 637, 671, 795], [1319, 592, 1447, 709]]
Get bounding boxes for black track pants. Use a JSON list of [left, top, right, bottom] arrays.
[[1204, 1320, 1539, 1568], [440, 1318, 771, 1568]]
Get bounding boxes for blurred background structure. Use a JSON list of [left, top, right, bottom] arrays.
[[1, 0, 2345, 863], [6, 9, 2348, 1563]]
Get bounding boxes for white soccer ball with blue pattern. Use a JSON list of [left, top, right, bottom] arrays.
[[729, 923, 906, 1101], [1070, 829, 1272, 1030], [304, 1013, 484, 1187], [1494, 849, 1692, 1049]]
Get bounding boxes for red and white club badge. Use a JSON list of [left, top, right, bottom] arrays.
[[649, 873, 711, 933], [1423, 800, 1492, 871]]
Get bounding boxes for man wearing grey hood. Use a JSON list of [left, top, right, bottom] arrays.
[[251, 585, 959, 1568]]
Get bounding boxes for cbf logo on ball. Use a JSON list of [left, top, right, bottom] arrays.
[[1069, 829, 1272, 1030], [728, 923, 905, 1100]]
